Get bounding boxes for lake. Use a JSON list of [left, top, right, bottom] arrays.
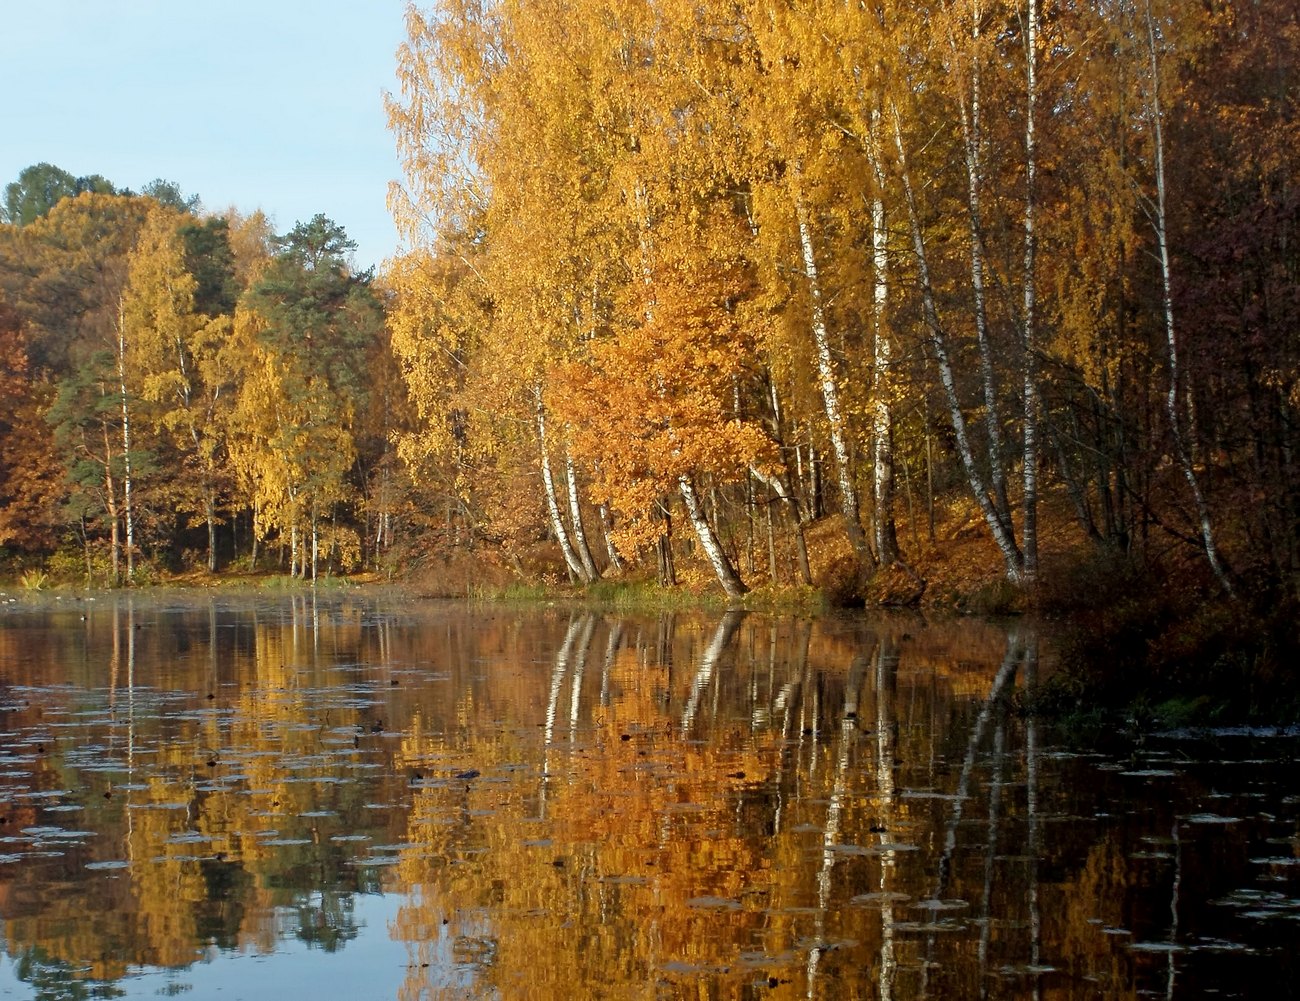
[[0, 590, 1296, 999]]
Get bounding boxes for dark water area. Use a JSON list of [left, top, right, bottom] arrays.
[[0, 589, 1296, 1000]]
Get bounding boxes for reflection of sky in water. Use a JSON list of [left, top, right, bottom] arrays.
[[0, 591, 1296, 999], [0, 893, 431, 1000]]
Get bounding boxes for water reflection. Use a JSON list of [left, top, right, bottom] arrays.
[[0, 591, 1296, 999]]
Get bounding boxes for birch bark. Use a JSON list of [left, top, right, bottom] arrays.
[[1142, 0, 1232, 594], [679, 474, 748, 598], [750, 464, 812, 585], [891, 106, 1025, 581], [865, 110, 900, 566], [794, 191, 874, 567], [565, 450, 600, 581], [536, 400, 590, 583], [1021, 0, 1041, 582], [116, 300, 136, 583]]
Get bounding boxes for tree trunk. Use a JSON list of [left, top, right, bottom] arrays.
[[599, 503, 624, 573], [250, 502, 260, 572], [103, 421, 121, 586], [891, 104, 1025, 582], [1021, 0, 1041, 583], [565, 450, 600, 581], [679, 474, 748, 598], [793, 189, 874, 567], [765, 487, 779, 582], [751, 465, 813, 586], [1143, 0, 1232, 594], [536, 401, 591, 584], [869, 181, 899, 566], [949, 3, 1013, 529], [206, 494, 217, 573], [117, 300, 136, 583]]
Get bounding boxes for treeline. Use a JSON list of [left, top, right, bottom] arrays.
[[382, 0, 1299, 603], [1, 0, 1297, 606], [0, 165, 397, 582]]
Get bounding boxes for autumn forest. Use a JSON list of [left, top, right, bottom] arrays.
[[1, 0, 1297, 629]]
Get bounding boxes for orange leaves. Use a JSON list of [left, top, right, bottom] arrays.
[[548, 207, 774, 548]]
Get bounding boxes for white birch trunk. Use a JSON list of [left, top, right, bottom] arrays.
[[1143, 0, 1232, 594], [206, 495, 216, 573], [1022, 0, 1041, 582], [891, 106, 1025, 581], [565, 450, 600, 581], [117, 300, 136, 583], [536, 402, 589, 583], [794, 191, 873, 565], [679, 474, 748, 598], [102, 421, 121, 585], [750, 464, 812, 585], [868, 169, 899, 565], [950, 1, 1013, 528]]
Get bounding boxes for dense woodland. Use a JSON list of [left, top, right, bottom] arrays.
[[1, 0, 1298, 615]]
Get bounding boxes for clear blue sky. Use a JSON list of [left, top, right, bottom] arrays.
[[1, 1, 408, 272]]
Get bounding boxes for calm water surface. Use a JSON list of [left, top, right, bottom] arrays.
[[0, 590, 1296, 999]]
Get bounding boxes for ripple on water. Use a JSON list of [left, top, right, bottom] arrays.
[[849, 892, 911, 906], [686, 896, 742, 910]]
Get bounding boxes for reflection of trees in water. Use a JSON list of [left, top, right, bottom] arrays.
[[5, 603, 1036, 997], [6, 598, 1289, 999], [16, 946, 124, 1001], [292, 890, 360, 952]]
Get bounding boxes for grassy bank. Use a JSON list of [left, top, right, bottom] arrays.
[[5, 497, 1296, 729]]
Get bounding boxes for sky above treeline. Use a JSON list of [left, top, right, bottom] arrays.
[[2, 0, 406, 272]]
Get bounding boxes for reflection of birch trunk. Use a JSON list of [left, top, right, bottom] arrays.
[[875, 633, 900, 1001], [568, 615, 597, 738], [1167, 815, 1181, 1000], [541, 614, 588, 817], [681, 611, 743, 736], [768, 618, 810, 837], [808, 649, 875, 996], [599, 620, 622, 709], [108, 600, 120, 714], [796, 619, 819, 782], [979, 711, 1008, 981], [935, 633, 1023, 897], [1025, 633, 1042, 996], [208, 597, 218, 693], [126, 596, 136, 847]]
